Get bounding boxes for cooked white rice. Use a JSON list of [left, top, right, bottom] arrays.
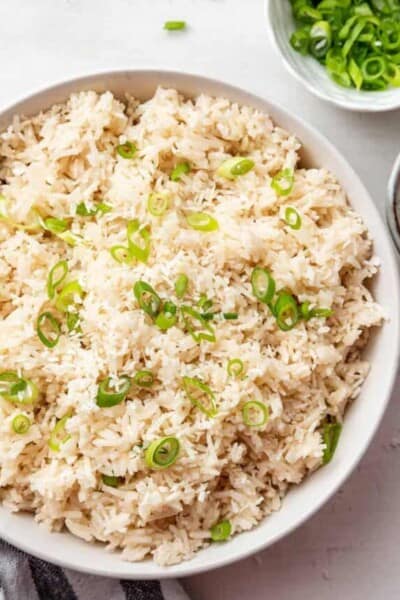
[[0, 87, 383, 565]]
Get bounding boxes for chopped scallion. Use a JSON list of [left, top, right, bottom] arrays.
[[182, 376, 217, 417], [144, 436, 180, 469], [242, 400, 269, 428], [12, 413, 31, 434]]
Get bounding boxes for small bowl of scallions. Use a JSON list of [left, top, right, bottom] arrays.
[[265, 0, 400, 111]]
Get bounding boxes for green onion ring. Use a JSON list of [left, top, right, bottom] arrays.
[[182, 376, 217, 418], [48, 414, 71, 451], [116, 141, 137, 159], [101, 474, 122, 487], [126, 219, 151, 263], [144, 436, 180, 469], [47, 260, 68, 300], [216, 157, 255, 180], [170, 161, 191, 181], [133, 370, 154, 388], [110, 245, 131, 264], [251, 267, 276, 305], [242, 400, 269, 428], [284, 207, 302, 230], [274, 292, 299, 331], [147, 192, 170, 217], [174, 273, 189, 299], [55, 280, 84, 313], [12, 414, 31, 434], [133, 281, 161, 318], [0, 372, 39, 405], [155, 301, 177, 331], [186, 212, 219, 232], [227, 358, 244, 378], [181, 305, 216, 343], [37, 312, 62, 348], [96, 376, 131, 408], [271, 169, 294, 196], [210, 519, 232, 542]]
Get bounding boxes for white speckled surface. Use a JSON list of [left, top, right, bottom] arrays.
[[1, 1, 400, 597]]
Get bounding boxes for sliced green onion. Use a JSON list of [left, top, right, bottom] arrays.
[[96, 375, 131, 408], [223, 312, 238, 320], [271, 169, 294, 196], [295, 5, 322, 24], [155, 301, 177, 331], [170, 161, 191, 181], [116, 141, 137, 159], [216, 157, 255, 180], [48, 414, 71, 452], [144, 436, 180, 469], [284, 206, 302, 230], [0, 372, 39, 405], [362, 55, 387, 81], [227, 358, 244, 378], [274, 292, 299, 331], [12, 414, 31, 434], [133, 281, 161, 318], [101, 474, 122, 487], [186, 212, 219, 232], [164, 20, 186, 30], [43, 217, 68, 234], [133, 370, 154, 388], [311, 307, 333, 318], [55, 280, 84, 313], [210, 519, 232, 542], [57, 230, 85, 247], [197, 294, 213, 312], [127, 219, 151, 263], [147, 192, 170, 217], [242, 400, 269, 428], [349, 58, 364, 89], [182, 376, 217, 418], [66, 311, 81, 333], [47, 260, 68, 300], [76, 201, 112, 217], [251, 267, 276, 305], [181, 306, 216, 343], [309, 21, 332, 58], [110, 245, 131, 264], [322, 419, 342, 464], [175, 273, 189, 299], [36, 312, 61, 348], [290, 28, 310, 54], [300, 300, 312, 320]]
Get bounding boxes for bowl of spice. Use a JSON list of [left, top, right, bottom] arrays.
[[265, 0, 400, 111]]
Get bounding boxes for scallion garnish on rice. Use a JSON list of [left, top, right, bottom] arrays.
[[181, 305, 216, 343], [101, 474, 122, 487], [210, 519, 232, 542], [48, 414, 71, 451], [182, 376, 217, 417], [271, 168, 294, 196], [322, 419, 342, 465], [116, 141, 137, 159], [155, 301, 177, 331], [133, 281, 162, 319], [36, 312, 62, 348], [251, 267, 276, 305], [186, 212, 219, 232], [284, 206, 302, 230], [227, 358, 244, 378], [147, 192, 170, 217], [242, 400, 269, 428], [170, 161, 191, 181], [134, 370, 154, 388], [47, 260, 68, 300], [12, 414, 31, 434], [96, 376, 131, 408], [55, 280, 84, 313], [0, 372, 39, 405], [174, 273, 189, 299], [217, 157, 255, 180], [144, 436, 180, 469]]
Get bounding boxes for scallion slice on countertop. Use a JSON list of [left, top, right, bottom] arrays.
[[147, 192, 170, 217], [133, 281, 162, 319], [217, 157, 255, 180], [181, 305, 216, 343], [0, 372, 39, 405], [186, 212, 219, 232], [12, 414, 31, 434], [144, 436, 180, 469], [37, 312, 62, 348], [174, 273, 189, 299], [322, 419, 342, 465], [134, 370, 154, 388], [116, 141, 137, 159], [170, 161, 191, 181], [251, 267, 276, 305], [227, 358, 244, 378], [47, 260, 68, 300], [210, 519, 232, 542], [284, 206, 302, 230], [48, 414, 71, 452], [182, 376, 217, 418], [242, 400, 269, 428], [164, 20, 187, 31], [271, 169, 294, 196], [96, 376, 131, 408]]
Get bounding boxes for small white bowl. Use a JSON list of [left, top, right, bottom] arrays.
[[265, 0, 400, 112], [0, 70, 399, 579]]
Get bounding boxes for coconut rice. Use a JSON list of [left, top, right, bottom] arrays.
[[0, 87, 383, 565]]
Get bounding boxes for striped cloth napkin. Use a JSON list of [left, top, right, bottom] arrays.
[[0, 542, 190, 600]]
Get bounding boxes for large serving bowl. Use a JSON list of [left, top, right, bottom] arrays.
[[0, 70, 398, 579]]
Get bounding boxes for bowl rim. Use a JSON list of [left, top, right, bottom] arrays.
[[0, 68, 399, 579], [264, 0, 400, 113]]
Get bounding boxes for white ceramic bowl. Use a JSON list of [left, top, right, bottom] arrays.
[[265, 0, 400, 112], [0, 70, 398, 579]]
